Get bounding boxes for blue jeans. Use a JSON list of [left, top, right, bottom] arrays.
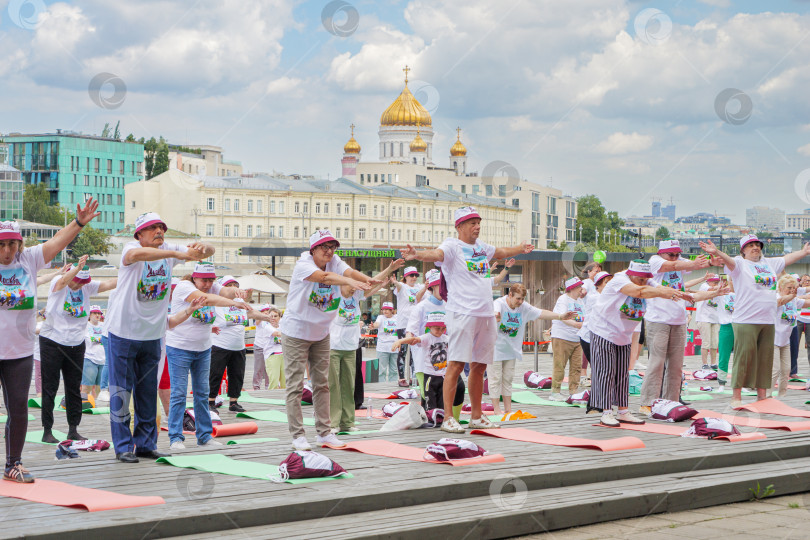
[[81, 358, 104, 386], [376, 351, 398, 382], [166, 345, 213, 444], [107, 333, 161, 453], [100, 336, 110, 390]]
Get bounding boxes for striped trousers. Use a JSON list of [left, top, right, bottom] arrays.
[[588, 333, 631, 412]]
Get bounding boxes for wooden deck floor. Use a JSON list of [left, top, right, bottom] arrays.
[[4, 350, 810, 539]]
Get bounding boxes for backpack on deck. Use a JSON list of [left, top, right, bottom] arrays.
[[682, 417, 740, 439]]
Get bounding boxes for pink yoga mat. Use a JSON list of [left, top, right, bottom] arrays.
[[324, 439, 505, 466], [696, 410, 810, 431], [734, 398, 810, 418], [0, 479, 165, 512], [470, 427, 645, 451], [596, 422, 767, 442]]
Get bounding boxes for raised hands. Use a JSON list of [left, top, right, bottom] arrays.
[[75, 198, 100, 226], [400, 244, 418, 260]]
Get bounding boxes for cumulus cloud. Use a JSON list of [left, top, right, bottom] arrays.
[[596, 132, 654, 154], [798, 142, 810, 157]]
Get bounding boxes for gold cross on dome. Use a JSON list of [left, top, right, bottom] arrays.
[[350, 123, 355, 136], [456, 127, 462, 140], [403, 65, 410, 84]]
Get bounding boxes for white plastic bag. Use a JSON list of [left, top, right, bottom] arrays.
[[380, 402, 428, 431]]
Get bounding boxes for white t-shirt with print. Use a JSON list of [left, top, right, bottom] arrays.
[[438, 237, 496, 316], [261, 322, 283, 358], [85, 322, 106, 365], [40, 277, 102, 346], [550, 294, 584, 343], [107, 241, 188, 341], [413, 332, 449, 377], [1, 244, 46, 360], [775, 296, 805, 347], [395, 283, 420, 328], [726, 256, 785, 324], [211, 300, 248, 351], [695, 283, 721, 324], [645, 255, 690, 326], [165, 280, 222, 352], [589, 271, 652, 346], [717, 293, 736, 326], [279, 252, 350, 341], [330, 290, 364, 351], [406, 295, 446, 373], [493, 296, 543, 361], [375, 315, 399, 352]]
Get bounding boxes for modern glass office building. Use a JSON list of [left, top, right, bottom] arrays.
[[5, 132, 144, 234], [0, 163, 23, 221]]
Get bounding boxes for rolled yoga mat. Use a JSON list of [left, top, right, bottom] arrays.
[[211, 422, 259, 438], [0, 479, 164, 511]]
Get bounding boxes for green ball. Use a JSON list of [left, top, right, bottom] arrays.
[[593, 250, 606, 264]]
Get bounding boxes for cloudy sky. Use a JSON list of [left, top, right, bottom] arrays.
[[2, 0, 810, 220]]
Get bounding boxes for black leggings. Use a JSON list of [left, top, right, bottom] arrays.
[[354, 346, 364, 409], [1, 355, 33, 466], [395, 329, 414, 379], [39, 336, 84, 430], [423, 374, 465, 411], [208, 346, 246, 399]]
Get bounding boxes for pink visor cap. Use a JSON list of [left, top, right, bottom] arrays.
[[0, 221, 23, 242], [192, 262, 217, 279], [134, 212, 167, 238], [454, 206, 481, 226]]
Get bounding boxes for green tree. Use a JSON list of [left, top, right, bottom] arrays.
[[23, 184, 65, 225], [70, 225, 112, 257], [113, 120, 121, 141], [100, 122, 112, 138], [125, 133, 136, 142], [655, 226, 670, 240], [576, 195, 625, 247], [153, 136, 169, 177], [144, 137, 158, 178]]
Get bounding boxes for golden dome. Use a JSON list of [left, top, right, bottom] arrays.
[[409, 132, 427, 153], [450, 127, 467, 156], [343, 123, 360, 154], [379, 66, 433, 127]]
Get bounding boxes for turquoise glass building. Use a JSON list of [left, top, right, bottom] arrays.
[[5, 132, 144, 234]]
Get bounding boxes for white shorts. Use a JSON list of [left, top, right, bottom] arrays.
[[446, 311, 496, 366]]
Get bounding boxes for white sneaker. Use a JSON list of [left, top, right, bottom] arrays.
[[600, 411, 619, 427], [316, 433, 346, 448], [718, 385, 726, 392], [97, 390, 110, 402], [469, 415, 500, 429], [440, 416, 466, 434], [548, 393, 566, 402], [616, 411, 645, 425], [198, 439, 223, 447], [291, 436, 311, 451], [169, 441, 185, 450]]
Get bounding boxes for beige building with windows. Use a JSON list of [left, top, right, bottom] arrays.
[[167, 144, 242, 177], [124, 169, 520, 273], [340, 67, 577, 249], [786, 209, 810, 231]]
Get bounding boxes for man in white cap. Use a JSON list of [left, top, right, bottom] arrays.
[[639, 239, 714, 415], [391, 266, 421, 386], [280, 230, 377, 451], [105, 212, 213, 463], [401, 206, 533, 433]]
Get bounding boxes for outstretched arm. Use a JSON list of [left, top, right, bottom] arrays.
[[401, 245, 444, 263], [41, 199, 101, 263], [53, 255, 89, 293], [655, 255, 711, 273], [700, 241, 735, 271], [493, 242, 534, 260], [783, 243, 810, 266]]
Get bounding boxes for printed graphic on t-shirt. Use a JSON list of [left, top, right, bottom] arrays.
[[381, 318, 398, 334], [706, 298, 718, 308], [619, 296, 645, 321], [224, 307, 248, 326], [0, 268, 33, 310], [88, 325, 103, 343], [725, 295, 735, 312], [137, 260, 171, 302], [272, 334, 281, 344], [462, 244, 490, 277], [191, 306, 216, 324], [569, 301, 585, 322], [781, 301, 798, 327], [751, 263, 777, 289], [338, 296, 360, 324], [429, 341, 448, 371], [661, 271, 684, 291], [308, 283, 339, 312], [63, 288, 87, 318], [499, 311, 522, 337]]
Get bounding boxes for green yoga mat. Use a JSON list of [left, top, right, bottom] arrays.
[[790, 378, 807, 383], [222, 393, 286, 406], [0, 414, 35, 423], [459, 415, 504, 424], [682, 393, 714, 401], [27, 396, 63, 409], [226, 437, 280, 445], [510, 383, 566, 391], [25, 429, 68, 445], [236, 410, 315, 426], [337, 429, 380, 435], [156, 454, 352, 483], [83, 407, 110, 415], [510, 390, 584, 407]]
